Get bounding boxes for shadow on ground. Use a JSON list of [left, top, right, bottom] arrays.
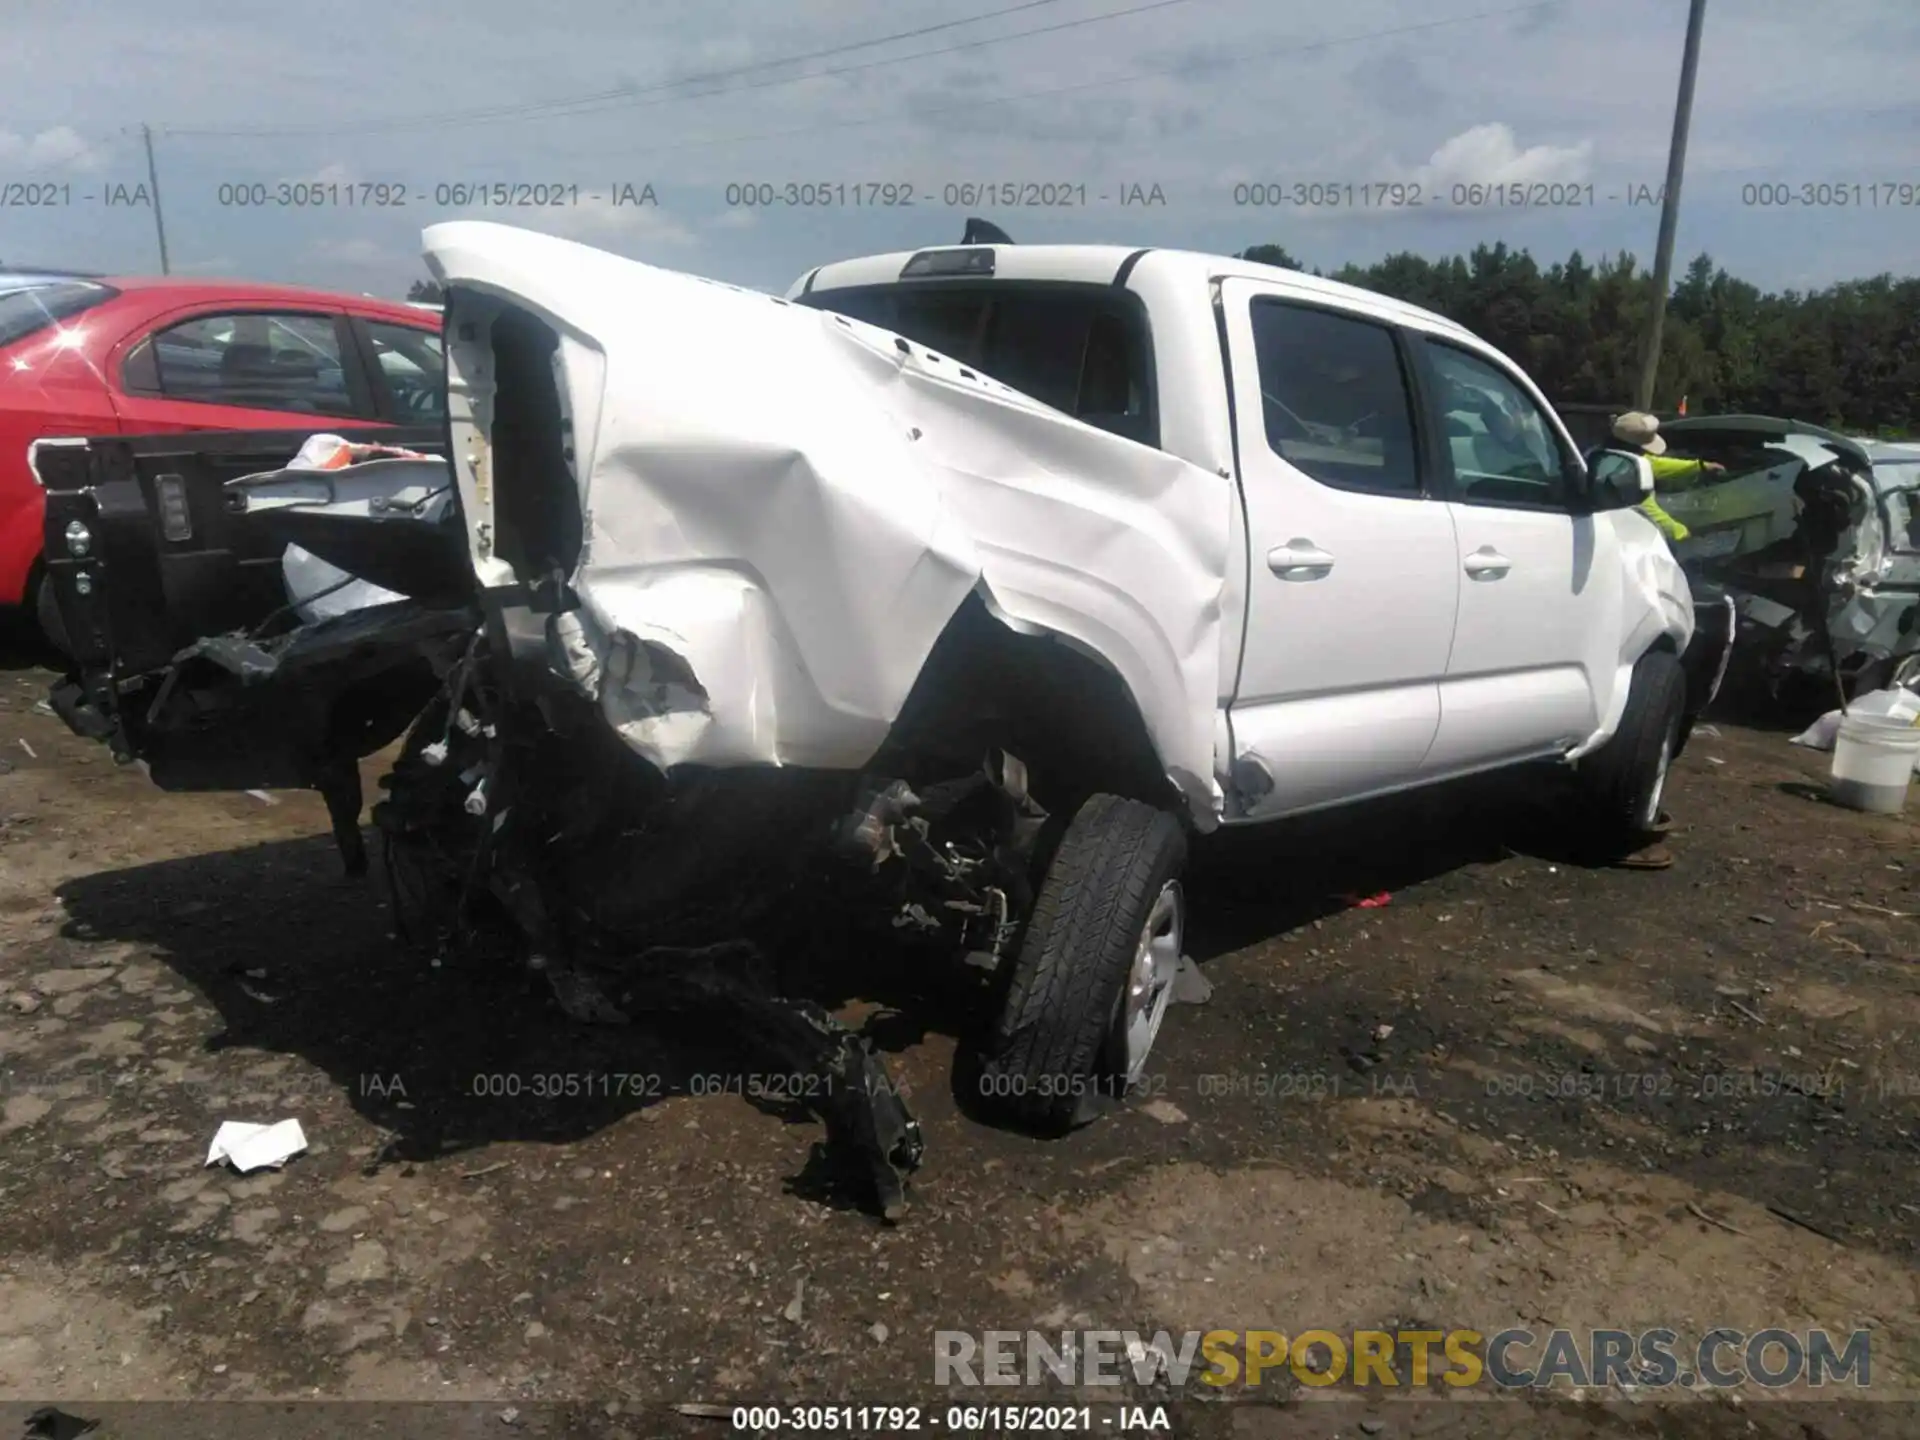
[[43, 761, 1627, 1170], [1182, 762, 1606, 961], [51, 832, 941, 1212], [39, 732, 1920, 1261]]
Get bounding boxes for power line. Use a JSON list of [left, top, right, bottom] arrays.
[[164, 0, 1092, 138], [527, 1, 1567, 168], [168, 0, 1200, 141], [384, 0, 1197, 137], [5, 0, 1564, 233], [21, 2, 1558, 164]]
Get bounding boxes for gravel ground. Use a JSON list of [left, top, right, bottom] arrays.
[[1, 635, 1917, 1439]]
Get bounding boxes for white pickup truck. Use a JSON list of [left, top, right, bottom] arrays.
[[38, 223, 1733, 1196]]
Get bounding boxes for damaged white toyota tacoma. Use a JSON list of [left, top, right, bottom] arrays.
[[34, 222, 1732, 1217]]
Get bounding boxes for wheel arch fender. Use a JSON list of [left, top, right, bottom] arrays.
[[872, 584, 1217, 828], [1571, 527, 1696, 761]]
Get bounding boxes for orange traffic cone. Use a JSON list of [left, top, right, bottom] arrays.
[[1678, 395, 1688, 416]]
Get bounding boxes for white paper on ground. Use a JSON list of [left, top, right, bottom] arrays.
[[205, 1119, 308, 1172]]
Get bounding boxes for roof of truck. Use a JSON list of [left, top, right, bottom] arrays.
[[792, 243, 1480, 343]]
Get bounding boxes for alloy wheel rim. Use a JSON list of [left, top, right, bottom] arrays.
[[1117, 881, 1185, 1087], [1643, 723, 1674, 831]]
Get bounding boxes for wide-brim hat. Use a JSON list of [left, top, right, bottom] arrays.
[[1612, 410, 1667, 454]]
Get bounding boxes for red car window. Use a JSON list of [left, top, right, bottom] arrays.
[[364, 320, 447, 424], [0, 282, 120, 349], [122, 311, 357, 418]]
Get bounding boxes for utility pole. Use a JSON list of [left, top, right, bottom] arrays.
[[1634, 0, 1708, 411], [140, 123, 171, 275]]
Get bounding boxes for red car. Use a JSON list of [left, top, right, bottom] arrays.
[[1, 276, 444, 646]]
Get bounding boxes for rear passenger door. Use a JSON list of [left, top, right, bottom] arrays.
[[1410, 336, 1608, 771], [1220, 279, 1461, 818]]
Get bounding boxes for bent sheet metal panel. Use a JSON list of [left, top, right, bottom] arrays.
[[422, 221, 1231, 824]]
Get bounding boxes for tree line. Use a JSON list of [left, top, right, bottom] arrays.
[[1240, 243, 1920, 437]]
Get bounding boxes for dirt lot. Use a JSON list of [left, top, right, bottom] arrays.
[[1, 631, 1917, 1439]]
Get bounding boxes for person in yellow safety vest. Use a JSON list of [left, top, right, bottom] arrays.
[[1609, 411, 1725, 542], [1599, 414, 1726, 870]]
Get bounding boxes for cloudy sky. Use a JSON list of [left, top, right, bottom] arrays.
[[3, 0, 1914, 298]]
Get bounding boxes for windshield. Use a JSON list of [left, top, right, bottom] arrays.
[[798, 281, 1157, 448], [0, 280, 118, 349]]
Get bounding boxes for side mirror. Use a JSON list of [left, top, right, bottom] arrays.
[[1586, 448, 1654, 510]]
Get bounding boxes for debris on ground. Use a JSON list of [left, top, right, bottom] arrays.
[[205, 1119, 308, 1173], [1170, 953, 1213, 1005]]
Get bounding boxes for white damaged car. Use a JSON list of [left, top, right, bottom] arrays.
[[36, 222, 1733, 1215]]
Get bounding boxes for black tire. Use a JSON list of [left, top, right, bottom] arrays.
[[33, 567, 71, 660], [1575, 648, 1686, 844], [974, 793, 1187, 1134]]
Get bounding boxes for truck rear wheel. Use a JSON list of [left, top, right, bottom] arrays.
[[1575, 649, 1686, 846], [974, 793, 1187, 1134]]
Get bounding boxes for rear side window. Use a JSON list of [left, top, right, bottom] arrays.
[[0, 281, 119, 349], [1249, 298, 1421, 494], [802, 283, 1157, 447]]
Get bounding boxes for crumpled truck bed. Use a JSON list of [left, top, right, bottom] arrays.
[[423, 222, 1233, 825]]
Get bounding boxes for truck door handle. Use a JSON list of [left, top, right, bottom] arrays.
[[1463, 547, 1511, 579], [1268, 540, 1335, 579]]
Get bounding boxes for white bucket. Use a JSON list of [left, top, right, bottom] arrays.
[[1829, 712, 1920, 813]]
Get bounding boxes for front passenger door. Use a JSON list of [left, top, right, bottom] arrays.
[[1413, 337, 1611, 772]]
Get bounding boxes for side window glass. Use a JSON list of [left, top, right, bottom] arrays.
[[136, 312, 355, 416], [893, 292, 990, 363], [1249, 298, 1421, 494], [122, 335, 160, 392], [1074, 308, 1152, 444], [366, 322, 446, 422], [1424, 342, 1571, 509]]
